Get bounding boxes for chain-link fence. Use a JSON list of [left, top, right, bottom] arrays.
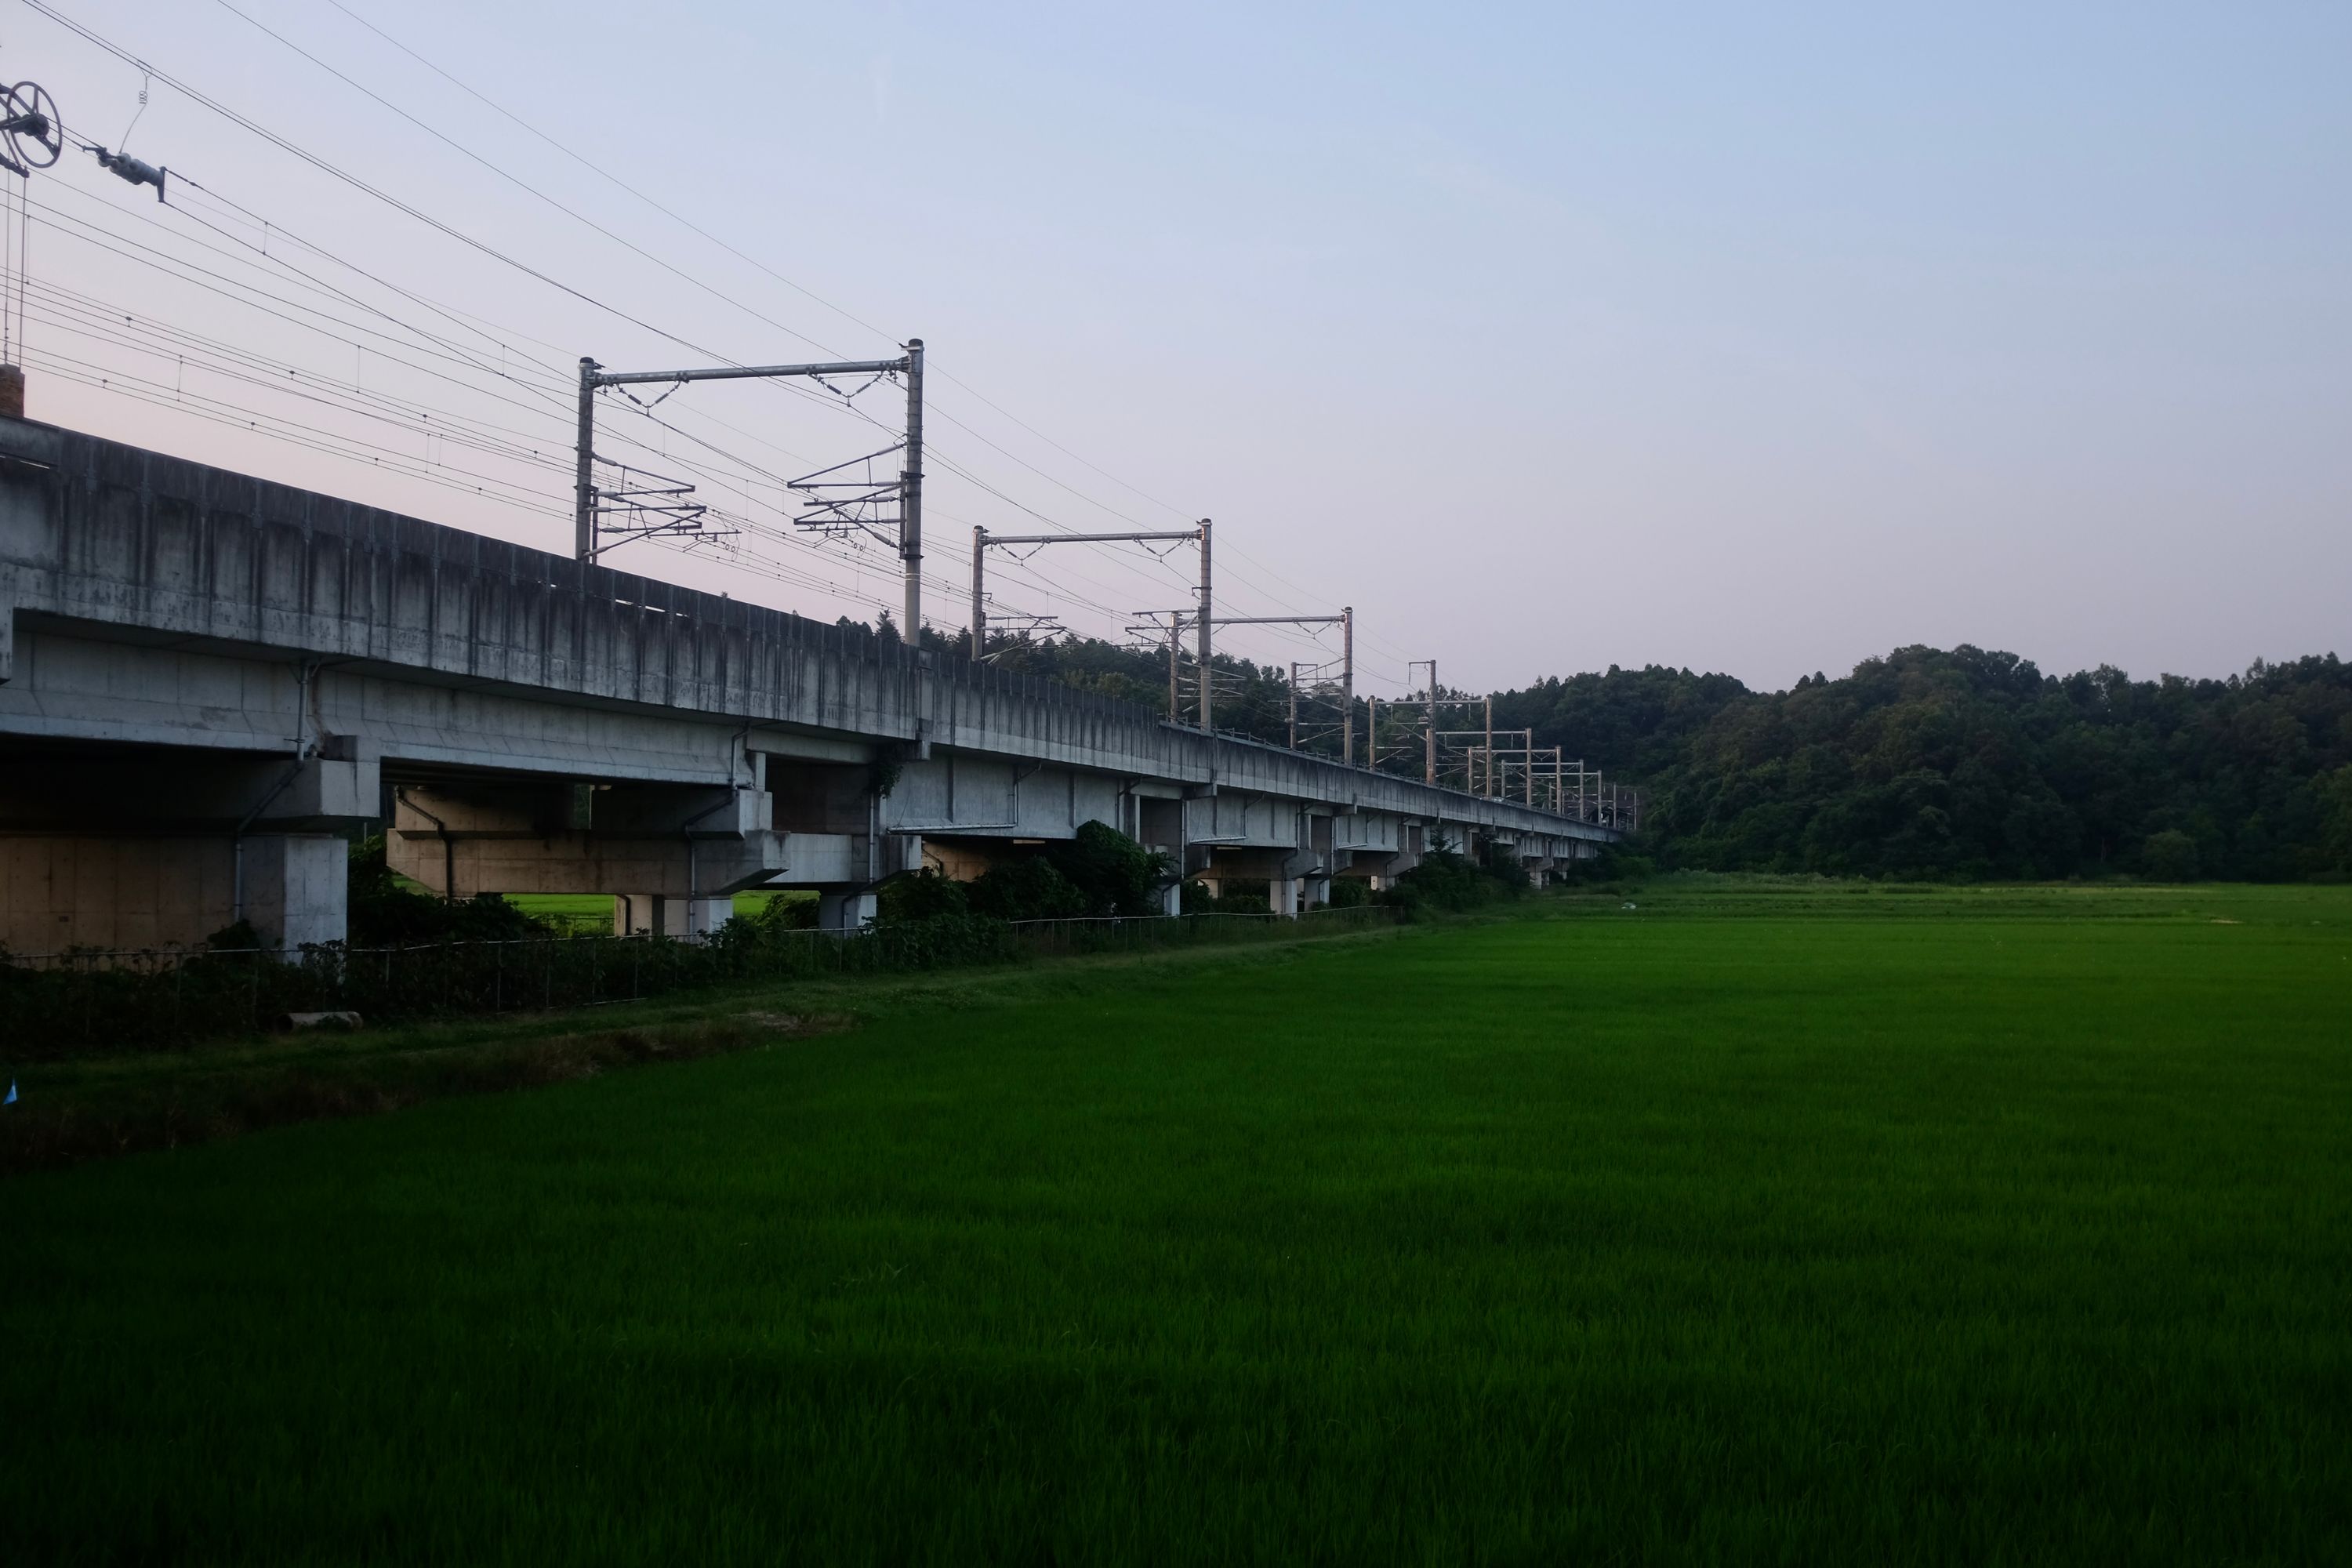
[[0, 906, 1399, 1057]]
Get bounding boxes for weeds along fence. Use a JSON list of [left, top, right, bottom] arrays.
[[0, 906, 1399, 1056]]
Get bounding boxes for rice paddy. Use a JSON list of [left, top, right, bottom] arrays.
[[3, 880, 2347, 1563]]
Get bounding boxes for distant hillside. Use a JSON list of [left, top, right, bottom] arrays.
[[914, 626, 1312, 748], [1495, 647, 2352, 880], [903, 620, 2352, 880]]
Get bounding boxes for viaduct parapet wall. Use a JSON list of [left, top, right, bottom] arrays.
[[0, 418, 1621, 951]]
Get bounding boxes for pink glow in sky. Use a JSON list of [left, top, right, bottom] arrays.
[[10, 1, 2347, 695]]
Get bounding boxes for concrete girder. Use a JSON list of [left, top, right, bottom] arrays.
[[0, 419, 1631, 952], [1201, 843, 1325, 885], [745, 731, 877, 767], [387, 782, 783, 901], [1332, 811, 1405, 854], [385, 828, 783, 902], [882, 753, 1129, 842], [1, 749, 377, 837], [7, 630, 757, 789], [768, 760, 877, 837], [916, 835, 1010, 884], [1184, 791, 1305, 851], [4, 417, 1628, 848]]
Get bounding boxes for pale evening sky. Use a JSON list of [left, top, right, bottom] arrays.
[[7, 1, 2347, 696]]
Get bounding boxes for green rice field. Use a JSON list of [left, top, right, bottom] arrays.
[[505, 887, 809, 933], [4, 880, 2347, 1562]]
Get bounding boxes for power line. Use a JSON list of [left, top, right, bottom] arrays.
[[205, 0, 852, 362], [29, 220, 1083, 637], [26, 180, 568, 400], [24, 345, 568, 512], [20, 0, 826, 373], [242, 0, 1291, 613], [305, 0, 1234, 557], [23, 292, 568, 473], [317, 0, 887, 352], [31, 175, 902, 579], [25, 238, 895, 608], [23, 0, 1417, 686]]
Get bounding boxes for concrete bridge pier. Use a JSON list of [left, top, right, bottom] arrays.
[[817, 891, 877, 931], [236, 835, 350, 949], [614, 895, 732, 938], [1268, 877, 1299, 917], [1138, 795, 1187, 917]]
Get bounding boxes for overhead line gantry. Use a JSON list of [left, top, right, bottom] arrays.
[[977, 519, 1212, 723], [1123, 606, 1354, 751], [575, 342, 926, 633]]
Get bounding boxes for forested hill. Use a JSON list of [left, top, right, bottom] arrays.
[[894, 619, 2352, 880], [1492, 647, 2352, 880]]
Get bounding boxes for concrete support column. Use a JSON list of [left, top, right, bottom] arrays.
[[238, 834, 347, 952], [1267, 877, 1298, 917], [818, 891, 876, 932], [616, 894, 739, 938], [666, 898, 733, 938], [1158, 880, 1182, 916], [1303, 873, 1331, 909]]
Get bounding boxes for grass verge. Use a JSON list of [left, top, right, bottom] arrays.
[[0, 910, 1423, 1175]]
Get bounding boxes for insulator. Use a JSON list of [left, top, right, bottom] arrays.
[[96, 148, 167, 200]]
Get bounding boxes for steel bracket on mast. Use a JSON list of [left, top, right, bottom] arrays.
[[787, 441, 909, 548], [574, 342, 924, 632]]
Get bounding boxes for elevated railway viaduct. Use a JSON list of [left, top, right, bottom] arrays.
[[0, 419, 1626, 951]]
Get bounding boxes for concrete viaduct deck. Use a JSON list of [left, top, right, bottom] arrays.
[[0, 418, 1624, 950]]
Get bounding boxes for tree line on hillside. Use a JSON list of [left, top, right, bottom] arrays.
[[1490, 647, 2352, 881], [816, 618, 2352, 882]]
